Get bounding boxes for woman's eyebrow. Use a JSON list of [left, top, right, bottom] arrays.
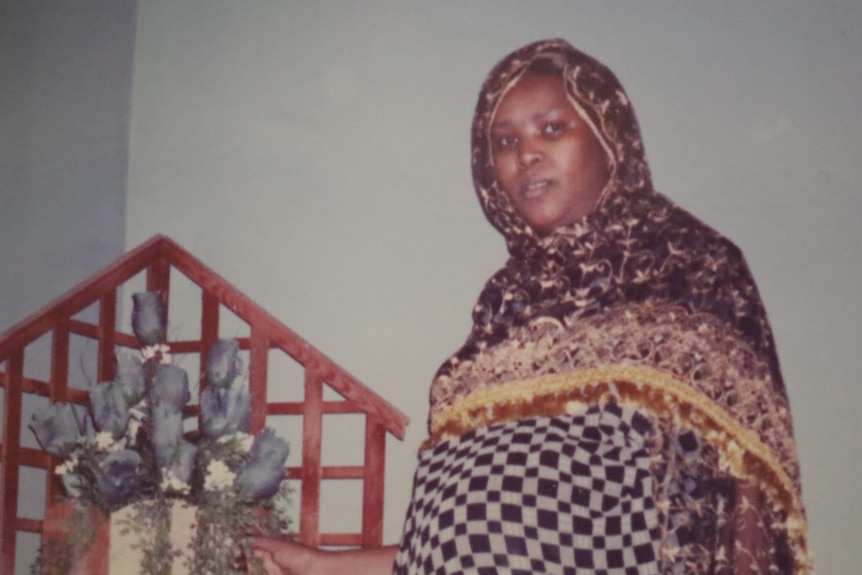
[[533, 107, 569, 120], [492, 107, 571, 131]]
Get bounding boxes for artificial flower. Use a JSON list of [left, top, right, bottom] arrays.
[[141, 343, 172, 365], [131, 292, 167, 346], [206, 339, 243, 389], [89, 381, 131, 439], [149, 364, 190, 409], [29, 403, 80, 456], [236, 428, 289, 499], [93, 431, 120, 452], [160, 468, 191, 496], [203, 459, 236, 492], [54, 456, 78, 477], [200, 380, 251, 439], [115, 352, 146, 404], [216, 431, 254, 453], [150, 403, 184, 469], [126, 402, 147, 441], [95, 449, 142, 505], [164, 440, 197, 486]]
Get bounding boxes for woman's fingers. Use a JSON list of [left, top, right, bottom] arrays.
[[251, 536, 296, 555], [250, 537, 313, 574], [253, 550, 283, 575]]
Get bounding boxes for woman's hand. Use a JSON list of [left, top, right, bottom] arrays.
[[252, 538, 317, 575], [251, 537, 398, 575]]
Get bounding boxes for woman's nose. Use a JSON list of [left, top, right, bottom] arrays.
[[517, 141, 543, 168]]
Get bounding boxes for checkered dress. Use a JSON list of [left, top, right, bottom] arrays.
[[394, 404, 660, 575]]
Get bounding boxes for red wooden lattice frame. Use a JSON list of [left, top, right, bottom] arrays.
[[0, 235, 409, 573]]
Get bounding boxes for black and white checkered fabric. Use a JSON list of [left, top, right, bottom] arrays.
[[394, 404, 660, 575]]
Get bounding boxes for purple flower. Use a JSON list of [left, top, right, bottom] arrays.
[[165, 440, 197, 485], [29, 403, 80, 456], [151, 403, 184, 469], [205, 339, 243, 389], [200, 380, 251, 439], [95, 449, 142, 505], [132, 292, 167, 346], [115, 353, 146, 404], [236, 428, 289, 499], [89, 381, 131, 438], [149, 364, 190, 410]]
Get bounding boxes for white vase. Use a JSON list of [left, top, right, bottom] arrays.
[[108, 500, 197, 575]]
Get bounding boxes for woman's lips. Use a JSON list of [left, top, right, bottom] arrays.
[[520, 178, 553, 200]]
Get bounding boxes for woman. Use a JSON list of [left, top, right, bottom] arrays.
[[255, 38, 811, 575]]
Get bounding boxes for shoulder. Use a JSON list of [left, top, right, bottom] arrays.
[[631, 190, 749, 271]]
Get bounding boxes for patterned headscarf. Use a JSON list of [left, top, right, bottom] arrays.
[[471, 38, 650, 258], [437, 38, 781, 391], [428, 39, 810, 574]]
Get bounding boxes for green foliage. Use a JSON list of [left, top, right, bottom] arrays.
[[32, 485, 293, 575], [121, 498, 180, 575], [31, 505, 99, 575]]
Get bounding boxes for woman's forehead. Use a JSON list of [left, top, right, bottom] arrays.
[[491, 75, 574, 128]]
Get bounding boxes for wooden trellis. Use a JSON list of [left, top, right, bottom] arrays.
[[0, 234, 409, 574]]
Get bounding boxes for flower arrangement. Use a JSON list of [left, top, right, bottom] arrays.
[[29, 292, 292, 575]]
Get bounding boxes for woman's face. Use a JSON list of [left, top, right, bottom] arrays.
[[491, 73, 610, 235]]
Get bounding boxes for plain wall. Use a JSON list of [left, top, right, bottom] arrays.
[[0, 0, 134, 331], [0, 1, 137, 573]]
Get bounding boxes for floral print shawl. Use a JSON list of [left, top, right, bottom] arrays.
[[427, 39, 811, 574]]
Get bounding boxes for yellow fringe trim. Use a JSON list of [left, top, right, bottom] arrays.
[[427, 365, 812, 574]]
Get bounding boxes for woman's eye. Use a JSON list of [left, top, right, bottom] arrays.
[[495, 135, 518, 150], [543, 122, 566, 137]]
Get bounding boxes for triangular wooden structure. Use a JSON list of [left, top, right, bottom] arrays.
[[0, 234, 409, 573]]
